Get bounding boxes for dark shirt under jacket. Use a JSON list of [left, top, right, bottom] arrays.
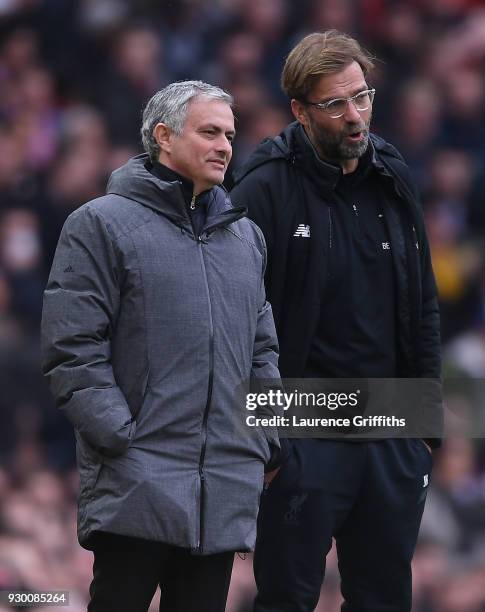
[[147, 160, 210, 237], [305, 145, 398, 379]]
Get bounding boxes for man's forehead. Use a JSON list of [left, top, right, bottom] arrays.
[[310, 61, 367, 99], [186, 97, 234, 126]]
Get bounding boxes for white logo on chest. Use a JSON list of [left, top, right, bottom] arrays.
[[293, 224, 311, 238]]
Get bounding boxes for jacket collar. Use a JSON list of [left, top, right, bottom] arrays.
[[292, 124, 342, 191], [147, 159, 195, 207], [233, 121, 379, 192], [107, 154, 244, 232]]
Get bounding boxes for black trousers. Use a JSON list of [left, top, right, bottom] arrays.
[[87, 532, 234, 612], [254, 438, 432, 612]]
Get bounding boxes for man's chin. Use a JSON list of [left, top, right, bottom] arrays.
[[207, 170, 226, 185], [339, 135, 369, 160], [198, 172, 225, 191]]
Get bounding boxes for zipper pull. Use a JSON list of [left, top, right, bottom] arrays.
[[352, 203, 358, 216], [190, 195, 196, 210], [412, 225, 419, 250]]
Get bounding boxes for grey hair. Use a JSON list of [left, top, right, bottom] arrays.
[[141, 80, 233, 161]]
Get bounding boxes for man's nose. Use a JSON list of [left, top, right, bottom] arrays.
[[344, 99, 363, 122], [215, 135, 232, 156]]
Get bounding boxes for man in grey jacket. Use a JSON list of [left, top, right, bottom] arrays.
[[41, 81, 281, 612]]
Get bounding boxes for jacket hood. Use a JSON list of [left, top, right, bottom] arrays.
[[232, 121, 406, 186], [108, 153, 243, 231], [232, 124, 294, 184]]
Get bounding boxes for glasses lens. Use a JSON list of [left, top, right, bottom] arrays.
[[354, 90, 374, 111], [325, 99, 347, 116]]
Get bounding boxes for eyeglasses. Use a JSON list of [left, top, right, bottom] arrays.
[[302, 88, 376, 119]]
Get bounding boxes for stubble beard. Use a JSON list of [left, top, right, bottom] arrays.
[[308, 115, 371, 164]]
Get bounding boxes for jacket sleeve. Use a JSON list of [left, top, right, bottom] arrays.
[[250, 223, 289, 471], [416, 217, 443, 449], [405, 171, 443, 448], [402, 167, 442, 380], [41, 204, 136, 457], [231, 170, 275, 279], [382, 153, 442, 380], [417, 230, 441, 379]]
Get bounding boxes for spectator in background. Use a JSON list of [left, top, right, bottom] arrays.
[[93, 24, 165, 147], [0, 208, 44, 329], [391, 79, 442, 188], [424, 149, 481, 341], [439, 69, 485, 157]]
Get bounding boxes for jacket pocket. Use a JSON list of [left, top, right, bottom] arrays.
[[62, 386, 135, 457]]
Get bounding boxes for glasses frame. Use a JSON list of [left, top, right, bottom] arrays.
[[302, 88, 376, 119]]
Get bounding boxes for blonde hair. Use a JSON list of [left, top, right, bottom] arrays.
[[282, 30, 375, 100]]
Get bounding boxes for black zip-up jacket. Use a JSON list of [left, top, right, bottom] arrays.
[[231, 122, 442, 446]]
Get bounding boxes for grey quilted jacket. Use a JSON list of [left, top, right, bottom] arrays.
[[41, 154, 281, 554]]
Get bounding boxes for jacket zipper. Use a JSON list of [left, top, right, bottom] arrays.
[[180, 210, 245, 552], [327, 207, 333, 282], [190, 195, 196, 210], [412, 225, 419, 250], [195, 232, 214, 553], [352, 203, 360, 231]]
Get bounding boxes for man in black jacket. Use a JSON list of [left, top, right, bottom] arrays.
[[231, 31, 441, 612]]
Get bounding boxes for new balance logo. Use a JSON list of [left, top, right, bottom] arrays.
[[293, 224, 311, 238], [382, 242, 391, 250]]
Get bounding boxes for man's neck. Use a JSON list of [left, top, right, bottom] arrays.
[[341, 158, 359, 174], [313, 148, 359, 175]]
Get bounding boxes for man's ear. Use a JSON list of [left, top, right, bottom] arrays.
[[153, 122, 173, 155], [291, 99, 309, 128]]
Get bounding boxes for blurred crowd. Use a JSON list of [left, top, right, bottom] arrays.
[[0, 0, 485, 610]]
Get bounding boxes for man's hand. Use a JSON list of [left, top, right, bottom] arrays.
[[264, 467, 280, 486]]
